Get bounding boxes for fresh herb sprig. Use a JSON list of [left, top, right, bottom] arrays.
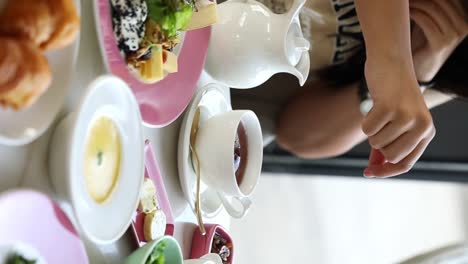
[[146, 0, 193, 38], [6, 253, 37, 264], [145, 241, 167, 264]]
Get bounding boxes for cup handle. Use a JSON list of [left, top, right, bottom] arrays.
[[217, 192, 252, 219]]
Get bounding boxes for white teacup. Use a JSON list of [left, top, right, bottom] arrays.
[[194, 110, 263, 218], [184, 254, 223, 264]]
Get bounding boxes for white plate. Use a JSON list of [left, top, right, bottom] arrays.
[[0, 0, 81, 146], [178, 84, 231, 218], [49, 75, 145, 244]]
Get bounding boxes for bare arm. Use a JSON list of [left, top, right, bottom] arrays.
[[277, 0, 461, 165], [276, 81, 451, 160], [355, 0, 455, 110], [352, 0, 435, 178], [354, 0, 414, 67]]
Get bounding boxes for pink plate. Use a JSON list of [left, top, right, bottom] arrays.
[[0, 190, 88, 264], [95, 0, 211, 127]]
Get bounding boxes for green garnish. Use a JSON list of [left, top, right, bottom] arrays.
[[146, 0, 193, 38], [145, 241, 167, 264], [97, 150, 103, 166], [6, 253, 36, 264]]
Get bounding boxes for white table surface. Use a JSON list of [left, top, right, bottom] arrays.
[[0, 0, 231, 262]]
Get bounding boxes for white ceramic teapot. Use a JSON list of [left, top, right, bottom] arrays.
[[205, 0, 310, 89]]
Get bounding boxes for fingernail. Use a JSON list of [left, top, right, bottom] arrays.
[[364, 168, 374, 178]]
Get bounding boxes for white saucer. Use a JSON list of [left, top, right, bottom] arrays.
[[177, 84, 231, 218], [49, 75, 144, 244]]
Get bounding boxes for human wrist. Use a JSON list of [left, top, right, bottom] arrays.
[[366, 48, 413, 69], [365, 56, 416, 82]]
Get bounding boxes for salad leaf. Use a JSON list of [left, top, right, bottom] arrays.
[[145, 241, 167, 264], [6, 253, 36, 264], [146, 0, 193, 38]]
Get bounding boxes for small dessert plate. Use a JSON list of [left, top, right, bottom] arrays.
[[177, 84, 230, 218], [48, 75, 144, 244], [0, 190, 88, 264]]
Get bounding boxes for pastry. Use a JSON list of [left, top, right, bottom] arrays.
[[138, 178, 158, 214], [0, 0, 80, 51], [143, 210, 167, 241], [0, 0, 53, 47], [41, 0, 80, 51], [0, 37, 52, 110]]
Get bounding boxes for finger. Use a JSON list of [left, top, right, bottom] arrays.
[[367, 137, 433, 178], [365, 148, 386, 177], [368, 121, 412, 149], [380, 131, 423, 164], [437, 0, 468, 34], [409, 7, 440, 40], [381, 118, 435, 164], [368, 148, 386, 166], [361, 104, 393, 137]]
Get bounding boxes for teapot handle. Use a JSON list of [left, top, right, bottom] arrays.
[[286, 0, 306, 21]]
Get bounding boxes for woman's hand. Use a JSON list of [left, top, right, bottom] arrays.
[[353, 0, 436, 177], [363, 57, 435, 178], [410, 0, 468, 82], [363, 0, 468, 178]]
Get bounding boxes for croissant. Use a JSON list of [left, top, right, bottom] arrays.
[[0, 0, 80, 51], [0, 37, 52, 110]]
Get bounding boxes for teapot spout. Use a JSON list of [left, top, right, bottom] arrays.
[[287, 51, 310, 86], [286, 0, 306, 21], [284, 18, 310, 86], [295, 37, 310, 52]]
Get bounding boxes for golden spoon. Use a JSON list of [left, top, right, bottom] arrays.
[[189, 108, 206, 235]]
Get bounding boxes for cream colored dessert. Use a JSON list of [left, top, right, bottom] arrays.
[[138, 178, 158, 214], [83, 116, 121, 204], [144, 210, 167, 241]]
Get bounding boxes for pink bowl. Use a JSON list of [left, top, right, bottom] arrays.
[[190, 224, 234, 263], [95, 0, 211, 127], [0, 189, 88, 264]]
